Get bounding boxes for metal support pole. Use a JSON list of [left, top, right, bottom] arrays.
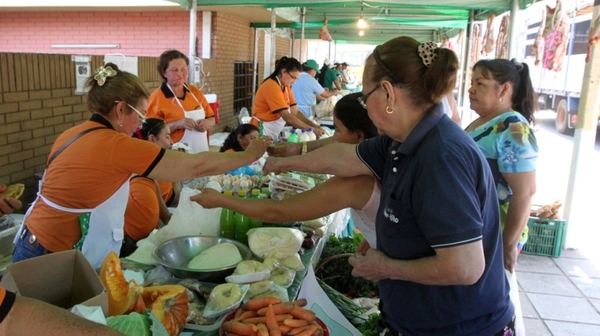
[[563, 3, 600, 249], [291, 29, 295, 58], [252, 28, 259, 107], [271, 8, 277, 74], [188, 0, 197, 83], [456, 28, 469, 115], [300, 7, 306, 61], [507, 0, 520, 59], [459, 10, 475, 122]]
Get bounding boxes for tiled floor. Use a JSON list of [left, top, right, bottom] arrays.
[[517, 246, 600, 335]]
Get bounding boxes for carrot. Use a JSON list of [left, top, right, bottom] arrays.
[[256, 323, 269, 336], [289, 306, 316, 322], [222, 321, 258, 336], [237, 310, 257, 321], [292, 298, 308, 307], [311, 329, 324, 336], [283, 318, 309, 328], [243, 296, 281, 311], [257, 302, 295, 316], [234, 307, 245, 320], [287, 323, 322, 336], [241, 314, 293, 325], [292, 324, 319, 336], [265, 304, 281, 336], [279, 324, 292, 334]]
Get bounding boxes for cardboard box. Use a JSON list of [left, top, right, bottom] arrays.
[[0, 250, 108, 315]]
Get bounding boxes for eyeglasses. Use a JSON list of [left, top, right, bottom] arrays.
[[127, 104, 147, 122], [285, 70, 299, 81], [358, 83, 381, 109]]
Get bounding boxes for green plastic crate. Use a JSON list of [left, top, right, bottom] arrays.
[[522, 217, 567, 257]]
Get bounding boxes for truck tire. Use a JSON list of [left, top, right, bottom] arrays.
[[555, 99, 572, 134]]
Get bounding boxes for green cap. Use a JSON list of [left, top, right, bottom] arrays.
[[303, 59, 320, 73]]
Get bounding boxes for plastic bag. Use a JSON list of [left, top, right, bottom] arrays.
[[152, 187, 221, 245], [247, 227, 304, 260], [239, 107, 250, 124], [313, 95, 338, 118]]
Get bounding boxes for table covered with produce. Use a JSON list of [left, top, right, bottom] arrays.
[[95, 169, 375, 336]]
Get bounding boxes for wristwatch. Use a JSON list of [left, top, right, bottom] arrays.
[[301, 141, 307, 155]]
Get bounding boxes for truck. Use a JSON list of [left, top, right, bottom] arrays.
[[522, 5, 593, 134]]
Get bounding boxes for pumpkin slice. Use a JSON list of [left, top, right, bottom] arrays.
[[100, 251, 145, 316], [143, 285, 189, 336]]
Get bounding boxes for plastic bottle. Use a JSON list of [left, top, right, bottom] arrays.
[[306, 128, 317, 141], [248, 189, 263, 229], [298, 129, 310, 142], [234, 190, 250, 245], [219, 190, 235, 239], [287, 128, 299, 143]]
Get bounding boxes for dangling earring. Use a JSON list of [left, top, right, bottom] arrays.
[[500, 96, 504, 103], [118, 119, 123, 127], [386, 106, 394, 114]]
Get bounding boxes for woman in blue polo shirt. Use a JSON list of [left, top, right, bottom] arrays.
[[263, 37, 514, 336]]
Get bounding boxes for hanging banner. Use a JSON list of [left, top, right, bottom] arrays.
[[71, 55, 91, 95]]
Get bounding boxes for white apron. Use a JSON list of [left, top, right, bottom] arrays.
[[253, 115, 286, 142], [167, 83, 209, 153], [15, 174, 130, 269], [253, 76, 289, 142]]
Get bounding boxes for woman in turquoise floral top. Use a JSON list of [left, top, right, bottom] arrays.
[[466, 59, 538, 273]]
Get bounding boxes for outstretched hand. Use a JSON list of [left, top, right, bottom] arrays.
[[0, 184, 23, 216], [262, 157, 290, 175], [189, 188, 225, 209], [267, 142, 301, 157], [245, 136, 273, 160]]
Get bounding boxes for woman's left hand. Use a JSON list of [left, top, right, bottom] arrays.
[[348, 248, 388, 282], [313, 127, 326, 138], [190, 188, 224, 209], [195, 119, 209, 132], [504, 245, 518, 273]]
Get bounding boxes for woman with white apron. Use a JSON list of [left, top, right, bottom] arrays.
[[146, 50, 215, 153], [251, 56, 326, 142], [12, 64, 272, 269]]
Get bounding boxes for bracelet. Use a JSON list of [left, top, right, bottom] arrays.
[[301, 141, 307, 155]]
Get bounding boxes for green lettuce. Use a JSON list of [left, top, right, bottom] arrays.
[[106, 310, 169, 336]]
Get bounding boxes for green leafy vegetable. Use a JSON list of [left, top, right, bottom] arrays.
[[107, 312, 151, 336], [357, 313, 380, 336], [106, 310, 169, 336], [316, 235, 378, 298]]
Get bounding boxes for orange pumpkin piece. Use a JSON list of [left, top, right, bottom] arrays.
[[100, 251, 145, 316], [143, 285, 190, 336]]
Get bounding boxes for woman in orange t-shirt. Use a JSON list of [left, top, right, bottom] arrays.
[[146, 50, 215, 153], [122, 119, 176, 257], [219, 124, 260, 153], [13, 64, 272, 269]]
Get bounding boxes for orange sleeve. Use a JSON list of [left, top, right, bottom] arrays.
[[124, 177, 160, 242], [253, 79, 290, 122], [157, 180, 174, 204], [0, 287, 15, 324]]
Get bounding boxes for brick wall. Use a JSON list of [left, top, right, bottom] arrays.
[[0, 10, 292, 209], [0, 11, 197, 57]]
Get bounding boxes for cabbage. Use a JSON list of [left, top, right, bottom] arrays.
[[107, 312, 151, 336], [248, 228, 304, 260], [188, 242, 242, 269], [106, 311, 169, 336]]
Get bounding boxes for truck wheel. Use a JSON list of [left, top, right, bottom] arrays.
[[555, 99, 572, 134]]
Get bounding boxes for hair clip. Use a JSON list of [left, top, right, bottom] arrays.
[[94, 65, 117, 86], [418, 42, 438, 67]]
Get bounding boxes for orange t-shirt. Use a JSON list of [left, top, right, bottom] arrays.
[[124, 177, 160, 242], [0, 287, 15, 324], [157, 180, 174, 205], [26, 115, 164, 253], [250, 77, 296, 127], [146, 83, 214, 143]]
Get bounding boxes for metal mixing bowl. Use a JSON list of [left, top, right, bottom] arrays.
[[152, 236, 252, 282]]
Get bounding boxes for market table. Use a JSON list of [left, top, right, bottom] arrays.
[[182, 208, 350, 335]]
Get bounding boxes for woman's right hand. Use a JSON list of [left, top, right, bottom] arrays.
[[189, 188, 224, 209], [182, 118, 197, 130], [356, 239, 371, 255]]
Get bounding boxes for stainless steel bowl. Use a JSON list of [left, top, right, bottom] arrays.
[[152, 236, 252, 283]]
